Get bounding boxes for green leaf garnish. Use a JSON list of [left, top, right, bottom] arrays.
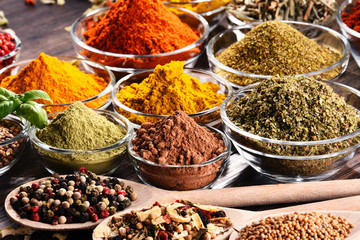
[[16, 101, 48, 129], [0, 87, 52, 129]]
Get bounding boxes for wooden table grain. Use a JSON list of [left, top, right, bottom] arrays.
[[0, 1, 359, 239]]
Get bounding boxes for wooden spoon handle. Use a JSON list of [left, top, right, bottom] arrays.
[[178, 179, 360, 207]]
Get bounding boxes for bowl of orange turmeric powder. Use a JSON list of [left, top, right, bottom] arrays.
[[337, 0, 360, 68], [70, 0, 209, 78], [0, 54, 115, 114], [112, 61, 232, 129]]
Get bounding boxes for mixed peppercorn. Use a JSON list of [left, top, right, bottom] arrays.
[[0, 31, 17, 69], [10, 168, 138, 225], [94, 200, 233, 240]]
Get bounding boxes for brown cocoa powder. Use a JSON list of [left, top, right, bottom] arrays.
[[132, 110, 225, 165], [130, 110, 227, 190]]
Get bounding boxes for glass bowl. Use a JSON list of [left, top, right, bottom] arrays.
[[221, 81, 360, 182], [128, 126, 231, 190], [207, 21, 350, 89], [29, 110, 134, 175], [0, 115, 29, 176], [112, 68, 233, 129], [70, 6, 209, 79], [0, 56, 114, 114], [336, 0, 360, 68], [0, 29, 21, 70]]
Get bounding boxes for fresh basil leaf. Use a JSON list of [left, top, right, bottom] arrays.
[[0, 95, 8, 102], [0, 100, 19, 119], [16, 101, 48, 129], [20, 90, 53, 103], [0, 87, 15, 99]]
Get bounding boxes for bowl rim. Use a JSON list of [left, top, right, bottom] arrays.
[[0, 56, 115, 108], [0, 114, 30, 147], [0, 29, 21, 61], [111, 68, 233, 119], [206, 20, 351, 81], [220, 79, 360, 147], [336, 0, 360, 38], [29, 109, 134, 154], [128, 125, 231, 168], [70, 5, 209, 59]]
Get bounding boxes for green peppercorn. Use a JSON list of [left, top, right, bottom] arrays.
[[109, 206, 117, 215], [123, 198, 131, 208], [126, 186, 133, 194], [47, 210, 54, 218], [78, 204, 88, 213]]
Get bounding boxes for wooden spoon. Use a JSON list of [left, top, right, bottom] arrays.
[[5, 176, 360, 231]]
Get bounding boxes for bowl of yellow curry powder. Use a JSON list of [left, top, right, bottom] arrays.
[[112, 61, 232, 129], [207, 20, 350, 88], [0, 53, 115, 114]]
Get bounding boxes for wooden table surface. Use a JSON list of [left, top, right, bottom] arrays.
[[0, 1, 360, 239]]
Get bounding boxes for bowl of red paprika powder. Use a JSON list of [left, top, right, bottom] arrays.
[[70, 1, 209, 79], [337, 0, 360, 68]]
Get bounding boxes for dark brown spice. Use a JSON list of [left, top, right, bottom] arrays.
[[0, 119, 23, 168]]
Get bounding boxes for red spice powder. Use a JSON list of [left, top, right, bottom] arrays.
[[83, 0, 200, 55], [341, 0, 360, 32]]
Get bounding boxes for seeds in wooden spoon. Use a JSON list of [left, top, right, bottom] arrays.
[[236, 212, 353, 239]]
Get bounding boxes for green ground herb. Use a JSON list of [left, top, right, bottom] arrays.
[[227, 76, 360, 155], [216, 21, 342, 86]]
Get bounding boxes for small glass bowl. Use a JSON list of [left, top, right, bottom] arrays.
[[29, 110, 134, 175], [0, 56, 114, 114], [207, 21, 350, 89], [70, 6, 209, 79], [128, 126, 231, 190], [221, 81, 360, 182], [112, 68, 233, 129], [336, 0, 360, 68], [0, 115, 29, 176], [0, 30, 21, 70]]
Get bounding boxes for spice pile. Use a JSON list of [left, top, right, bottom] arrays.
[[131, 110, 227, 190], [165, 0, 231, 13], [227, 0, 337, 24], [83, 0, 200, 68], [117, 61, 226, 125], [236, 212, 353, 239], [215, 21, 341, 85], [35, 102, 127, 173], [94, 200, 233, 240], [0, 53, 109, 114], [10, 168, 137, 225], [341, 0, 360, 32], [0, 120, 23, 168]]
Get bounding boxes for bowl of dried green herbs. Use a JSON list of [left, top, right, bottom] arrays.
[[221, 76, 360, 182], [207, 20, 350, 88]]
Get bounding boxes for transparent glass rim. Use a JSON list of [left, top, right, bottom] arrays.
[[128, 125, 231, 168], [0, 114, 30, 147], [0, 56, 115, 108], [70, 6, 210, 59], [0, 29, 22, 61], [164, 0, 217, 4], [207, 20, 351, 80], [111, 68, 233, 118], [220, 80, 360, 146], [336, 0, 360, 38], [29, 109, 134, 154]]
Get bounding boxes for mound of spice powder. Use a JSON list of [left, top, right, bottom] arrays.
[[117, 61, 226, 122], [0, 53, 108, 113], [132, 110, 225, 165], [216, 21, 341, 85], [37, 102, 125, 150], [83, 0, 200, 55]]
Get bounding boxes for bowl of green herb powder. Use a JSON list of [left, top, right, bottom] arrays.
[[207, 20, 350, 88], [29, 102, 134, 174], [221, 76, 360, 182]]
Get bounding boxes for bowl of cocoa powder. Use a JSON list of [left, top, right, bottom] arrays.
[[128, 110, 231, 190]]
